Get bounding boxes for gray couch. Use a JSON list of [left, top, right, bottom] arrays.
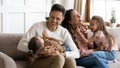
[[0, 34, 28, 68], [0, 27, 120, 68]]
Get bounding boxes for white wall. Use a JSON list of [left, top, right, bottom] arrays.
[[51, 0, 74, 10], [91, 0, 120, 23], [0, 0, 51, 33], [0, 0, 75, 33]]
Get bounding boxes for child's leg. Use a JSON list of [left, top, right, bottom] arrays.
[[90, 50, 117, 63]]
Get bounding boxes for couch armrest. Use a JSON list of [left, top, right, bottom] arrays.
[[0, 52, 17, 68]]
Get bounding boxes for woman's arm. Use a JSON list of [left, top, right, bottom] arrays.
[[76, 26, 96, 44]]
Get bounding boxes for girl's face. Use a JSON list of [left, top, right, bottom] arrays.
[[70, 10, 81, 25], [89, 19, 99, 32]]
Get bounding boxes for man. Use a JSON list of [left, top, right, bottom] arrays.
[[17, 4, 79, 68]]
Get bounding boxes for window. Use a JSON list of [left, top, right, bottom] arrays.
[[91, 0, 120, 23]]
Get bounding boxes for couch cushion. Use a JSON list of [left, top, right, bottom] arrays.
[[109, 60, 120, 68], [15, 60, 28, 68], [116, 51, 120, 61], [0, 52, 17, 68], [0, 33, 25, 60], [107, 27, 120, 50], [77, 66, 85, 68]]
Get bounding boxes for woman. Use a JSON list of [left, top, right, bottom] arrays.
[[62, 9, 93, 58], [17, 4, 79, 68], [62, 9, 118, 68]]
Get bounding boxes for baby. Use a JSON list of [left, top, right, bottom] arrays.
[[26, 36, 65, 63]]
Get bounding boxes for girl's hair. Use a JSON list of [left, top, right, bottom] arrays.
[[91, 16, 115, 50], [61, 9, 74, 31]]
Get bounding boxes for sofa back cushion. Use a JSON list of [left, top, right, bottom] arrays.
[[107, 28, 120, 50], [0, 33, 25, 60]]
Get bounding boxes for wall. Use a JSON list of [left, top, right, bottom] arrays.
[[0, 0, 75, 33], [0, 0, 51, 33], [91, 0, 120, 23], [51, 0, 74, 10]]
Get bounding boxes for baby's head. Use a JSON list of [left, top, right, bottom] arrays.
[[28, 36, 44, 54]]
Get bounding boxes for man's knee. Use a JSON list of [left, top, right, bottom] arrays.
[[64, 57, 76, 68], [50, 55, 65, 68], [53, 55, 65, 62], [65, 57, 75, 63]]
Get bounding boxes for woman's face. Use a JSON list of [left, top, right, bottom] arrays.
[[89, 19, 98, 32], [48, 11, 64, 30], [70, 10, 81, 25]]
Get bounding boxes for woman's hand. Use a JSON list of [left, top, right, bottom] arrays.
[[76, 26, 81, 34]]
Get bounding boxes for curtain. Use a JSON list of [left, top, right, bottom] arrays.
[[85, 0, 90, 22], [74, 0, 82, 15], [74, 0, 91, 22]]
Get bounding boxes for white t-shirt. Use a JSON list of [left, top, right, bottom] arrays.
[[17, 21, 80, 58]]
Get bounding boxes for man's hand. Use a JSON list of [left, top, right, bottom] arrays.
[[42, 30, 49, 39], [37, 45, 58, 57]]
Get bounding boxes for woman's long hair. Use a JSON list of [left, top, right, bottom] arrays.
[[92, 16, 115, 51], [61, 9, 73, 32]]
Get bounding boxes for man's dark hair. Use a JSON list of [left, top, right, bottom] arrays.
[[50, 4, 66, 16]]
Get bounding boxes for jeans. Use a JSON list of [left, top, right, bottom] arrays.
[[90, 50, 116, 63], [64, 46, 70, 51], [76, 50, 116, 68]]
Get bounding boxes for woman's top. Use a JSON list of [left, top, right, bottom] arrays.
[[17, 21, 80, 59], [94, 30, 118, 50], [70, 23, 94, 58]]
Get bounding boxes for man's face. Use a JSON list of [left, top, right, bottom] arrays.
[[48, 11, 64, 28]]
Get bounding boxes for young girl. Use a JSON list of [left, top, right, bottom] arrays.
[[77, 15, 118, 68]]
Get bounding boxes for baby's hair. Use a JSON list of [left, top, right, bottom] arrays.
[[91, 16, 115, 50], [28, 36, 41, 54]]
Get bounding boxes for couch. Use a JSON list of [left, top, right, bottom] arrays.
[[0, 34, 28, 68], [0, 27, 120, 68]]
